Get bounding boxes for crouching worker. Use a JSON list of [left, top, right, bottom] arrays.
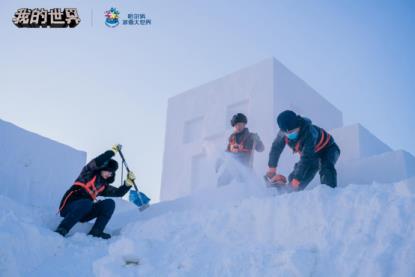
[[55, 144, 135, 239], [266, 110, 340, 191]]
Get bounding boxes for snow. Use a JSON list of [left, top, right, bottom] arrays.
[[161, 58, 343, 201], [0, 126, 414, 276], [338, 149, 415, 185], [0, 119, 86, 209], [1, 175, 415, 276], [1, 59, 414, 276], [0, 194, 133, 276], [94, 178, 415, 276], [328, 124, 415, 186], [160, 58, 415, 201], [330, 124, 392, 162]]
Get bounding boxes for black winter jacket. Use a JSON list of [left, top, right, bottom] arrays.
[[58, 150, 130, 213], [268, 117, 337, 180]]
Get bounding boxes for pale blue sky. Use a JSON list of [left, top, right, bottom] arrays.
[[1, 0, 414, 202]]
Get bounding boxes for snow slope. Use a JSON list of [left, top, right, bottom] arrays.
[[1, 177, 415, 276], [0, 194, 113, 276], [95, 179, 415, 276]]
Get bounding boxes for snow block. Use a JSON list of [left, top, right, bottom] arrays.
[[0, 119, 86, 209], [161, 58, 343, 201], [338, 150, 415, 185], [273, 59, 343, 131], [330, 124, 392, 162]]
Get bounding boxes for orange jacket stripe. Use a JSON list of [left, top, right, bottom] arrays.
[[284, 129, 331, 155], [315, 133, 331, 152], [315, 130, 325, 150], [229, 132, 252, 153], [57, 190, 76, 213]]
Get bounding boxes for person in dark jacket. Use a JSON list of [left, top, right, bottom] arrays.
[[227, 113, 265, 167], [266, 110, 340, 190], [55, 144, 135, 239]]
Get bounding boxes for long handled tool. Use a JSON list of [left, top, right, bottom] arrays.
[[118, 148, 150, 211]]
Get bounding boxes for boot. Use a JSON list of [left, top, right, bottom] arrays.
[[55, 227, 68, 237], [88, 229, 111, 240]]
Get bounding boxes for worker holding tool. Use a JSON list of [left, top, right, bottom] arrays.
[[217, 113, 264, 186], [226, 113, 264, 167], [266, 110, 340, 191], [55, 144, 135, 239]]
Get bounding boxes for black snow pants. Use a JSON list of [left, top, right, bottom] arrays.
[[289, 143, 341, 190], [57, 198, 115, 233]]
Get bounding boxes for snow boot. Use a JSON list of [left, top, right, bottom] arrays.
[[88, 229, 111, 240], [55, 227, 68, 237]]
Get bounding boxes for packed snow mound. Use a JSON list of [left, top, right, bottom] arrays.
[[95, 179, 415, 276], [1, 179, 415, 276], [0, 195, 118, 276]]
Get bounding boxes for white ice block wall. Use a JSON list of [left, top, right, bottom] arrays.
[[273, 59, 343, 131], [161, 58, 415, 201], [330, 124, 392, 163], [328, 124, 415, 185], [161, 58, 343, 201], [161, 59, 275, 201], [0, 119, 86, 209], [338, 150, 415, 185]]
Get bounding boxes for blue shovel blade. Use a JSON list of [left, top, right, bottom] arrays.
[[129, 190, 151, 207]]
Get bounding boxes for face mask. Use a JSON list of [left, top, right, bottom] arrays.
[[286, 131, 299, 140]]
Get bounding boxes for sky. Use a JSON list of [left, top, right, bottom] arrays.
[[1, 0, 414, 202]]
